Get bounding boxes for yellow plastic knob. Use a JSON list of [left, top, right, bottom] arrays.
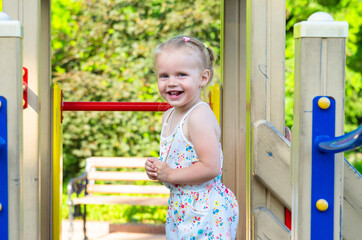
[[23, 99, 26, 107], [316, 199, 329, 212], [318, 97, 330, 110], [0, 203, 2, 212]]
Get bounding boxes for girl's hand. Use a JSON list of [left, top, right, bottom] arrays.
[[145, 157, 158, 180], [153, 159, 173, 183]]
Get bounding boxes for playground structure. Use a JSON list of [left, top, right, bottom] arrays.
[[0, 1, 361, 240]]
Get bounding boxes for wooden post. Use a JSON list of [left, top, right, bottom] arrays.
[[249, 0, 287, 232], [3, 0, 52, 239], [0, 12, 23, 240], [223, 0, 286, 239], [223, 0, 249, 238], [291, 12, 348, 239]]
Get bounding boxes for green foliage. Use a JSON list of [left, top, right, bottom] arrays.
[[353, 160, 362, 174], [52, 0, 221, 180]]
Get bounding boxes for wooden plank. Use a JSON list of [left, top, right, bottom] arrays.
[[87, 157, 147, 168], [253, 120, 291, 209], [250, 0, 287, 230], [252, 129, 362, 240], [109, 223, 166, 234], [39, 0, 52, 238], [223, 1, 248, 239], [251, 0, 286, 133], [344, 159, 362, 217], [88, 171, 153, 181], [72, 196, 168, 206], [343, 192, 362, 240], [0, 36, 23, 240], [253, 207, 291, 240], [87, 184, 170, 195]]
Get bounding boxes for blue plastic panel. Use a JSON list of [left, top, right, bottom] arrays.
[[0, 96, 8, 240], [311, 96, 335, 240]]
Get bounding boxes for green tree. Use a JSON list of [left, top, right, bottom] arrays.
[[51, 0, 221, 180]]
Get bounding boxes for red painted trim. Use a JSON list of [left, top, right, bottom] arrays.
[[284, 127, 292, 231], [62, 102, 172, 112], [23, 67, 28, 109], [285, 208, 292, 230]]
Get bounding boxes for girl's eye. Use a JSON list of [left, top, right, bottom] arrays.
[[159, 74, 168, 79], [178, 73, 186, 77]]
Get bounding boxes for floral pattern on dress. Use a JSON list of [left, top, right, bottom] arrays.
[[159, 103, 239, 240]]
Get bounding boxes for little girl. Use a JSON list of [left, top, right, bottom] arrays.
[[145, 36, 239, 239]]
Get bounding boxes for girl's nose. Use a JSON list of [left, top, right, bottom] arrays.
[[167, 76, 178, 86]]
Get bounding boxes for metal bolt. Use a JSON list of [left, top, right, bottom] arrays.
[[316, 199, 329, 212], [318, 97, 330, 110]]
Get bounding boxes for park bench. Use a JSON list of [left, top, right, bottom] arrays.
[[67, 157, 169, 239]]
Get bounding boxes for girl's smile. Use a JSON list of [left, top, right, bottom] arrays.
[[167, 90, 184, 99]]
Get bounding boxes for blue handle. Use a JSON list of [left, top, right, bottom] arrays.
[[316, 125, 362, 153]]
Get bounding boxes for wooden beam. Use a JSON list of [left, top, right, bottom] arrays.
[[223, 0, 248, 239], [253, 120, 291, 209], [253, 207, 291, 240], [87, 185, 170, 195], [72, 195, 168, 206], [87, 157, 148, 168], [249, 0, 286, 234], [343, 159, 362, 240]]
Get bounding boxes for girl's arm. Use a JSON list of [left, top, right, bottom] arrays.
[[154, 105, 221, 185], [144, 109, 172, 180]]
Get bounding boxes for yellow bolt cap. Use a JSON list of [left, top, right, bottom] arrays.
[[0, 203, 2, 211], [316, 199, 329, 211], [318, 97, 330, 109]]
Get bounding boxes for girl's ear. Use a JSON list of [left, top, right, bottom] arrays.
[[200, 69, 211, 87]]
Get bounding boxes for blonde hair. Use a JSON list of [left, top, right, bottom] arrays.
[[154, 36, 215, 82]]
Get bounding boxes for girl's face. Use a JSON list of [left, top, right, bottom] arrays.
[[156, 48, 210, 111]]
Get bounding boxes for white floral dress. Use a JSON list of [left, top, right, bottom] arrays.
[[159, 102, 239, 239]]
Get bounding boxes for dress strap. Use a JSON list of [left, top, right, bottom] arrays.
[[180, 101, 209, 125], [161, 108, 174, 135]]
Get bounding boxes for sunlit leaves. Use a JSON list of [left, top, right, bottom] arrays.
[[52, 0, 221, 179]]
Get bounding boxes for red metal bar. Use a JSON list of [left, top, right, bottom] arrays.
[[62, 101, 172, 112]]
